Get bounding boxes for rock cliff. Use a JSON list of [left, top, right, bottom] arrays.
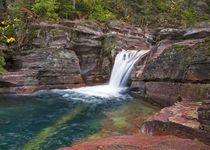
[[0, 20, 148, 94], [130, 23, 210, 146], [131, 27, 210, 107]]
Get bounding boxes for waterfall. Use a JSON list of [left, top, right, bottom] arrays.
[[70, 49, 149, 98], [109, 50, 149, 88]]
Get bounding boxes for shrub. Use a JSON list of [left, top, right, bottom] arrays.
[[32, 0, 59, 19], [57, 0, 76, 19], [90, 4, 115, 22], [182, 8, 198, 23]]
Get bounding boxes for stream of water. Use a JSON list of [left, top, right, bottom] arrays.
[[0, 50, 157, 150]]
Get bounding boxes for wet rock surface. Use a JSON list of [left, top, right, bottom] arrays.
[[59, 133, 210, 150]]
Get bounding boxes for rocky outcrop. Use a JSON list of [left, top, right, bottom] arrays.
[[105, 21, 150, 51], [141, 101, 210, 145], [59, 133, 210, 150], [131, 35, 210, 106], [0, 20, 149, 94], [132, 26, 210, 80], [0, 48, 84, 94]]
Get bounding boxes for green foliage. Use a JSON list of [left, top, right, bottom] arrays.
[[32, 0, 59, 19], [123, 0, 209, 27], [7, 0, 35, 19], [182, 8, 198, 23], [0, 50, 6, 75], [57, 0, 76, 18], [3, 0, 210, 25], [90, 2, 115, 22]]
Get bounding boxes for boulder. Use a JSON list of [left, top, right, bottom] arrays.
[[142, 102, 210, 145]]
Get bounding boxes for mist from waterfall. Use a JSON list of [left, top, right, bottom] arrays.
[[70, 50, 149, 98]]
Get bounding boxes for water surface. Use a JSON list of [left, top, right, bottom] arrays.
[[0, 88, 159, 150]]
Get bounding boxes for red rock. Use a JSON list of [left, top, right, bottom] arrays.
[[141, 102, 210, 145], [131, 39, 209, 107], [106, 20, 150, 50], [0, 48, 85, 94], [58, 133, 209, 150]]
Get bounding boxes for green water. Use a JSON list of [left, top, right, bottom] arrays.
[[0, 89, 159, 150]]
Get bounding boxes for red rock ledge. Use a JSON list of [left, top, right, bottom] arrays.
[[58, 133, 209, 150], [141, 101, 210, 145]]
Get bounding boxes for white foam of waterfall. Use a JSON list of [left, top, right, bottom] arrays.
[[68, 50, 149, 98], [109, 50, 149, 87]]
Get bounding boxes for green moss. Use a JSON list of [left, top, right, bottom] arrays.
[[88, 134, 102, 140], [172, 44, 189, 51], [51, 29, 63, 34], [194, 138, 199, 142], [111, 116, 128, 127], [204, 37, 210, 43]]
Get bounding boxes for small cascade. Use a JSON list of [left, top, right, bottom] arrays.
[[70, 49, 149, 98], [109, 50, 149, 87]]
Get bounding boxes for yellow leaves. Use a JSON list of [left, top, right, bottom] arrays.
[[6, 37, 15, 43], [125, 15, 130, 20], [1, 21, 6, 25], [14, 18, 21, 22], [0, 18, 22, 44]]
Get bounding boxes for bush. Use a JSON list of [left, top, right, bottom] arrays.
[[90, 4, 115, 22], [32, 0, 59, 19], [182, 8, 198, 23], [57, 0, 76, 19]]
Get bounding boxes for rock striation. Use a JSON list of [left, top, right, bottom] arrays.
[[0, 48, 84, 94], [131, 28, 210, 107], [141, 101, 210, 145], [130, 23, 210, 147], [0, 20, 149, 94]]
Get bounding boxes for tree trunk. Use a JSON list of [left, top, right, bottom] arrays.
[[124, 1, 128, 18], [73, 0, 76, 9]]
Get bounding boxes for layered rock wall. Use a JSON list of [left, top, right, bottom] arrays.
[[0, 20, 148, 94], [131, 27, 210, 107]]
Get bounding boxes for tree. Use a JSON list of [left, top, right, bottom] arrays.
[[73, 0, 76, 9]]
